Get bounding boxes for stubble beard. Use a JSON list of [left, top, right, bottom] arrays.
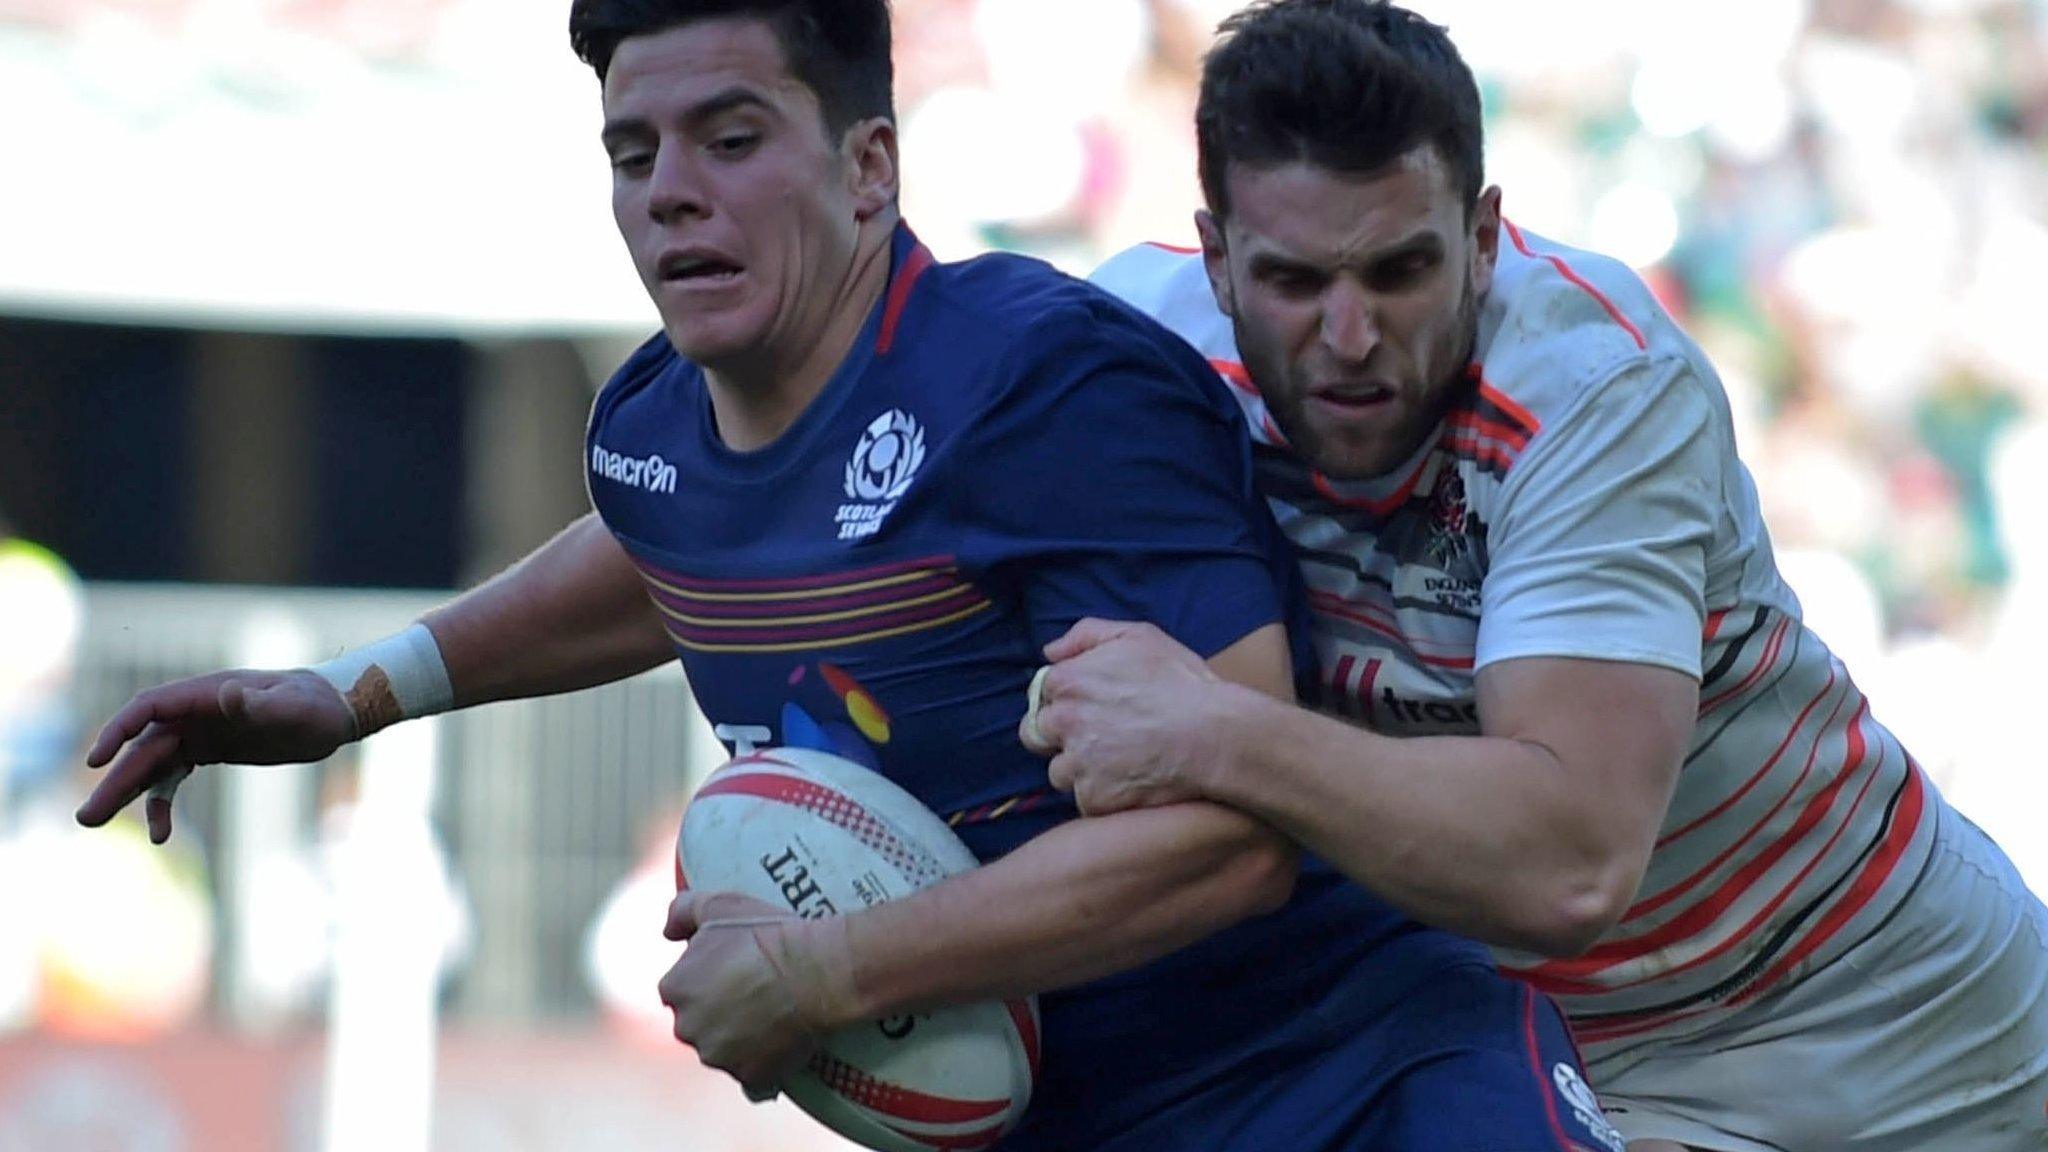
[[1241, 271, 1482, 481]]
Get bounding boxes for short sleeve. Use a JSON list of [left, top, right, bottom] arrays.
[[961, 304, 1293, 659], [1476, 356, 1721, 678]]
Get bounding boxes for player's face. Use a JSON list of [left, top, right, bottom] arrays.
[[601, 19, 895, 370], [1199, 149, 1501, 480]]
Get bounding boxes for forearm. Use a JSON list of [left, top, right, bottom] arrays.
[[1205, 688, 1643, 955], [422, 512, 675, 706], [823, 802, 1296, 1025]]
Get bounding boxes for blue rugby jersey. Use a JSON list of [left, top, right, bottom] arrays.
[[586, 225, 1491, 1149]]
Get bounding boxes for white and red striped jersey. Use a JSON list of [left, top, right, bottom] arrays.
[[1092, 226, 1937, 1055]]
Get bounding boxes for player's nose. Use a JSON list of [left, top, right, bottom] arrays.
[[647, 146, 711, 223], [1318, 281, 1379, 363]]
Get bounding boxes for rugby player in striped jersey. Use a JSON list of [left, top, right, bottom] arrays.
[[1056, 2, 2048, 1148]]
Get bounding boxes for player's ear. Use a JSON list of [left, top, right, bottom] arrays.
[[1469, 185, 1502, 297], [846, 117, 899, 220], [1195, 209, 1237, 318]]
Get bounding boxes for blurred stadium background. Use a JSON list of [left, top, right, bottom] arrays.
[[0, 0, 2042, 1148]]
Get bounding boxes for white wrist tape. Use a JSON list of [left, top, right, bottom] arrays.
[[309, 622, 455, 738]]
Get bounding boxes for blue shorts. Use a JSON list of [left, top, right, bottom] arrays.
[[1021, 962, 1624, 1152]]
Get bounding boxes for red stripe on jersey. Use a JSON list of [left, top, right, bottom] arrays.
[[1504, 219, 1648, 351], [1308, 592, 1477, 669], [1312, 453, 1431, 518], [1656, 665, 1840, 851], [1144, 240, 1201, 254], [1209, 358, 1260, 399], [1209, 359, 1290, 445], [877, 243, 935, 355], [1571, 1004, 1704, 1044], [1703, 606, 1737, 641], [1308, 589, 1403, 635], [1570, 756, 1923, 1043], [1476, 380, 1544, 440], [1628, 675, 1848, 920], [1698, 616, 1793, 714], [1309, 598, 1410, 652], [1528, 699, 1881, 982], [1731, 764, 1928, 1004], [635, 553, 956, 593], [646, 571, 962, 618]]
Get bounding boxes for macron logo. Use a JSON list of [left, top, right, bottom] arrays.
[[591, 444, 678, 495]]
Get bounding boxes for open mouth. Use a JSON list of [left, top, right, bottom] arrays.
[[1312, 387, 1392, 411], [659, 255, 745, 285]]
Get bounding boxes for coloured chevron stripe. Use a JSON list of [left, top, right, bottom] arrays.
[[630, 553, 993, 653]]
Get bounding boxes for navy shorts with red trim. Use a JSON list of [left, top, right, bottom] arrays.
[[1066, 962, 1626, 1152]]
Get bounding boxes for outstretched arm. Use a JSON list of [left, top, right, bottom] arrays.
[[79, 512, 673, 840], [423, 512, 674, 707]]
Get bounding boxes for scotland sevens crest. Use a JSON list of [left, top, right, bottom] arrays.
[[836, 410, 927, 540], [845, 410, 927, 501]]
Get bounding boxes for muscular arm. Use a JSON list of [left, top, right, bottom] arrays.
[[1195, 655, 1693, 956], [840, 798, 1292, 1020], [829, 623, 1297, 1021], [425, 511, 674, 705], [1047, 359, 1718, 956]]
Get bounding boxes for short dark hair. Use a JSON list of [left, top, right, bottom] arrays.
[[1196, 0, 1484, 219], [569, 0, 895, 134]]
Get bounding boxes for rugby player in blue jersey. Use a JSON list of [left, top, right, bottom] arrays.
[[75, 3, 1621, 1148]]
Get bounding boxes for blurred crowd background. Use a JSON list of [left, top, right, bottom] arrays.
[[0, 0, 2042, 1149]]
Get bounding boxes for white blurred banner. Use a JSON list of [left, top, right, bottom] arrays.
[[0, 1, 655, 334]]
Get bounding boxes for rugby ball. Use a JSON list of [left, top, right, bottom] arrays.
[[677, 747, 1041, 1152]]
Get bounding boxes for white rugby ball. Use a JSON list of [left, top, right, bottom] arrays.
[[677, 747, 1041, 1152]]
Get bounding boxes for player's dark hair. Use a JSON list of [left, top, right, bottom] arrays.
[[569, 0, 895, 133], [1197, 0, 1484, 219]]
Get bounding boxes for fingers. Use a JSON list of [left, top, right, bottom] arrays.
[[76, 722, 186, 828], [1042, 617, 1147, 663], [87, 671, 284, 769], [85, 685, 197, 769], [1048, 753, 1136, 817], [667, 890, 783, 940], [1047, 749, 1075, 794]]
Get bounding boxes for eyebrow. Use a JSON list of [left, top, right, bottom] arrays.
[[1246, 250, 1325, 278], [600, 86, 777, 148], [1247, 231, 1445, 278], [1365, 233, 1446, 265]]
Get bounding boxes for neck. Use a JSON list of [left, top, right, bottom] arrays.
[[704, 215, 899, 452]]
